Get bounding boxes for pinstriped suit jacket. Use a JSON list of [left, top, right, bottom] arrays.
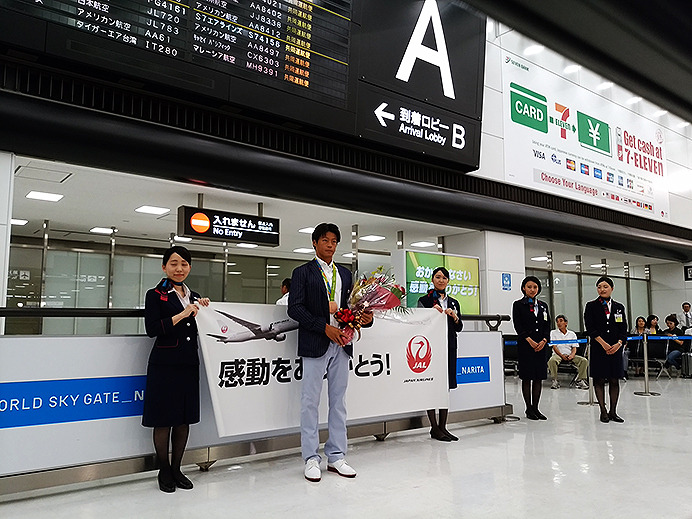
[[288, 259, 354, 358]]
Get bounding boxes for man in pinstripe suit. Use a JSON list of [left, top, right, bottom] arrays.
[[288, 223, 372, 482]]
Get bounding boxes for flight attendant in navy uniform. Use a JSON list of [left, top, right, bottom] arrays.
[[512, 276, 551, 420], [142, 246, 210, 493], [584, 276, 628, 423], [417, 266, 463, 441]]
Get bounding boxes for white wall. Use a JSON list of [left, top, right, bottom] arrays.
[[445, 230, 524, 334]]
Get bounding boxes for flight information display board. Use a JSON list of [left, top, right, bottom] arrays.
[[0, 0, 351, 108]]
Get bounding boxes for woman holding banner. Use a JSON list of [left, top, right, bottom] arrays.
[[143, 246, 210, 493], [418, 267, 463, 441], [584, 276, 628, 423], [512, 276, 551, 420]]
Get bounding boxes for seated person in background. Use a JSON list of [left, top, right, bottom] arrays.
[[646, 314, 663, 335], [677, 302, 692, 332], [663, 314, 686, 371], [548, 315, 589, 390]]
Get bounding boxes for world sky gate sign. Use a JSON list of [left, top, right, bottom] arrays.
[[355, 0, 485, 168], [177, 205, 280, 246]]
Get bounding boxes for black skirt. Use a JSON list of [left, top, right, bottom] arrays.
[[517, 339, 548, 380], [590, 345, 625, 379], [142, 363, 200, 427]]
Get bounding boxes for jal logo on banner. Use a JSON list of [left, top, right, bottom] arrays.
[[406, 335, 432, 373]]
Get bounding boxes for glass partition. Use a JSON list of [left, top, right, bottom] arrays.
[[5, 246, 42, 334], [551, 272, 580, 330]]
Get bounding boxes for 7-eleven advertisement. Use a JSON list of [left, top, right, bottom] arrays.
[[196, 303, 448, 437], [503, 52, 670, 222]]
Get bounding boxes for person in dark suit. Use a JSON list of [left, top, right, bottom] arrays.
[[584, 276, 628, 423], [287, 223, 372, 483], [417, 267, 463, 441], [142, 246, 210, 493], [512, 276, 551, 420]]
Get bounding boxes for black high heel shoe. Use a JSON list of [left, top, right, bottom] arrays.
[[525, 408, 539, 420], [441, 429, 459, 441], [608, 412, 624, 423], [533, 408, 547, 420], [158, 470, 176, 493], [599, 411, 610, 423], [173, 470, 194, 490], [430, 428, 452, 442]]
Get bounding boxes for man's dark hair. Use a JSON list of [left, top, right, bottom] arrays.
[[281, 278, 291, 291], [311, 223, 340, 244], [162, 246, 192, 266], [555, 314, 568, 323]]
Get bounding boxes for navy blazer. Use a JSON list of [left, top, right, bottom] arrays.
[[144, 279, 201, 366], [512, 296, 551, 344], [584, 298, 628, 346], [288, 259, 354, 358], [417, 291, 463, 344]]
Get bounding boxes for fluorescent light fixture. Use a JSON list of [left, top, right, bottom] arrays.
[[342, 253, 355, 258], [293, 248, 314, 254], [267, 273, 279, 277], [135, 205, 170, 215], [10, 218, 28, 226], [523, 45, 544, 56], [530, 256, 548, 262], [563, 64, 581, 74], [596, 82, 613, 91], [90, 227, 116, 235], [590, 263, 610, 268], [562, 260, 580, 265], [266, 265, 281, 269], [653, 109, 668, 117], [676, 121, 690, 128], [227, 271, 242, 275], [360, 235, 386, 242], [298, 227, 315, 234], [174, 235, 192, 242], [226, 262, 237, 266], [410, 241, 436, 248], [236, 243, 258, 248], [626, 96, 642, 105], [26, 191, 63, 202]]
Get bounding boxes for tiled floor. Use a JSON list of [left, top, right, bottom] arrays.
[[4, 375, 692, 518]]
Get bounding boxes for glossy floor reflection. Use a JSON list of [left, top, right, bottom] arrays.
[[4, 376, 692, 518]]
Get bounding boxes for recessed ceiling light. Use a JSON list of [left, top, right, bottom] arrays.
[[530, 256, 548, 261], [10, 219, 28, 226], [266, 265, 281, 269], [596, 82, 613, 91], [342, 253, 355, 258], [174, 235, 192, 242], [410, 241, 436, 248], [236, 243, 258, 248], [523, 45, 544, 56], [652, 109, 668, 117], [626, 96, 642, 105], [227, 271, 242, 275], [293, 248, 314, 254], [226, 262, 236, 266], [298, 227, 315, 234], [590, 263, 610, 268], [360, 235, 386, 242], [26, 191, 63, 202], [676, 121, 690, 128], [90, 227, 117, 235], [563, 64, 581, 74], [135, 205, 170, 215], [562, 260, 580, 265], [267, 273, 279, 277]]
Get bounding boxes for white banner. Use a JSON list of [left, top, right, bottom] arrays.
[[502, 51, 670, 222], [196, 304, 450, 437]]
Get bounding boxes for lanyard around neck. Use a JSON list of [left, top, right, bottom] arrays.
[[318, 260, 337, 301]]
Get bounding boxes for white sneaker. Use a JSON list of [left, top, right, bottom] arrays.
[[551, 379, 560, 389], [576, 379, 589, 390], [327, 459, 357, 478], [304, 458, 321, 482]]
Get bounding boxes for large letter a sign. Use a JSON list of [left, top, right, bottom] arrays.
[[396, 0, 455, 99]]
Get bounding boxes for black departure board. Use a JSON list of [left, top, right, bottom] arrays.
[[0, 0, 351, 107]]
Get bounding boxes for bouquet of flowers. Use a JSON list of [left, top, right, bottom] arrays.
[[335, 266, 408, 342]]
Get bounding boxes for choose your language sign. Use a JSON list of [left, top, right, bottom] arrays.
[[177, 206, 280, 246]]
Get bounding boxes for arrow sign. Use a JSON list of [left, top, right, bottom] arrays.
[[374, 102, 395, 127]]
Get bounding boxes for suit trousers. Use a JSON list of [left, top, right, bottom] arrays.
[[301, 342, 349, 464]]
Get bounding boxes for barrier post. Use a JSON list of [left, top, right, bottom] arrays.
[[578, 337, 597, 406], [634, 331, 660, 397]]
